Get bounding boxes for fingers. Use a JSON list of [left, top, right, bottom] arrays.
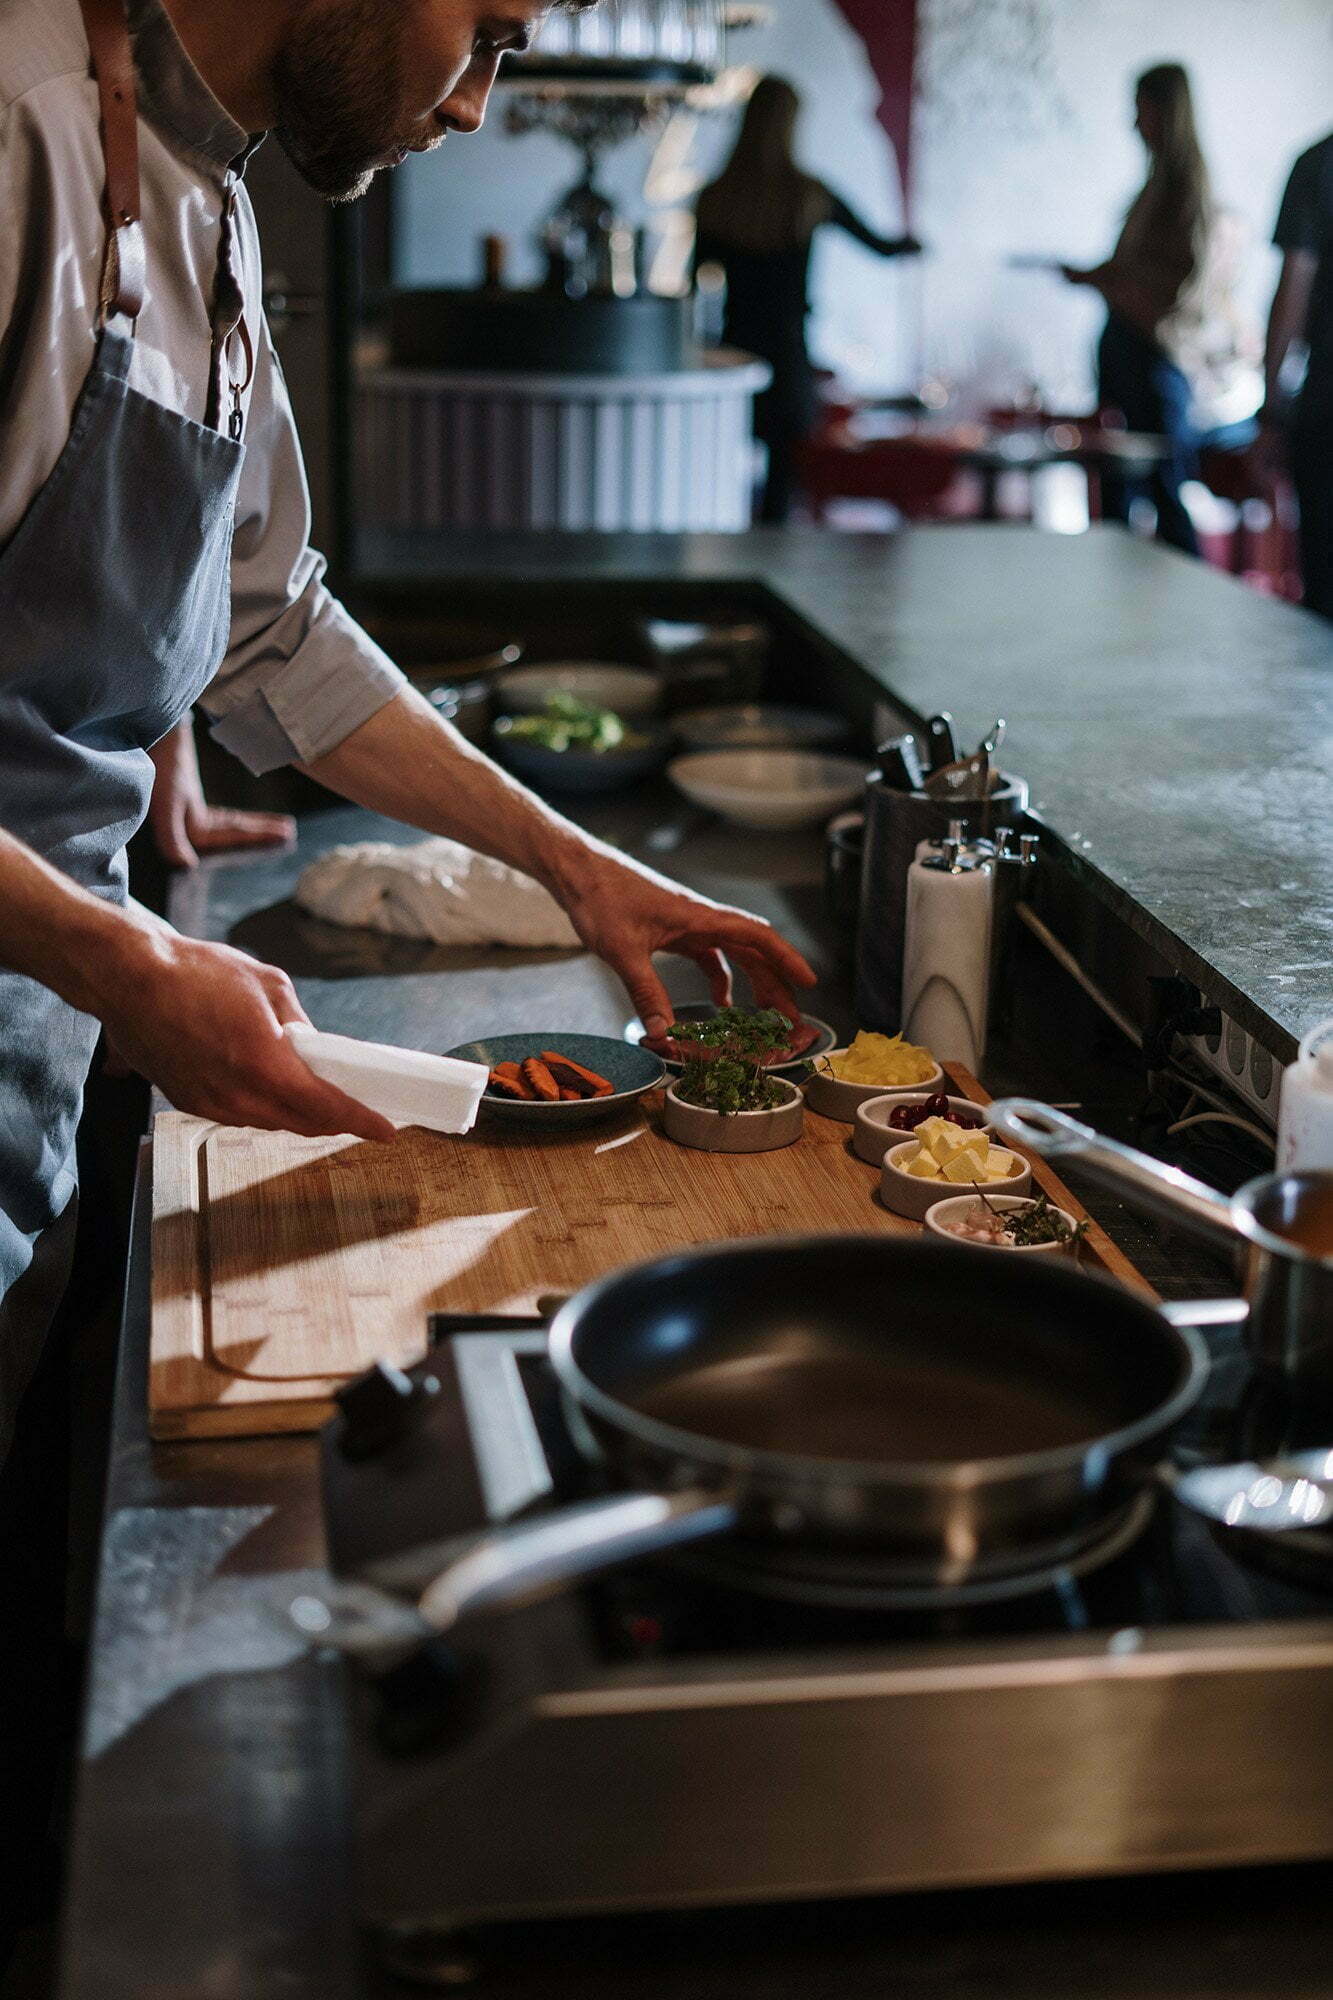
[[149, 799, 199, 870], [732, 948, 802, 1025], [689, 946, 732, 1009], [611, 955, 676, 1041], [266, 1055, 398, 1144], [256, 967, 310, 1029], [670, 915, 816, 997], [187, 807, 297, 855]]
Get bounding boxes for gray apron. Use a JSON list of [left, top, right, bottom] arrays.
[[0, 0, 247, 1458]]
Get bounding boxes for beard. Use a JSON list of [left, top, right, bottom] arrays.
[[272, 0, 425, 202]]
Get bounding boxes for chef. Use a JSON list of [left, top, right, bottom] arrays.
[[0, 0, 814, 1915]]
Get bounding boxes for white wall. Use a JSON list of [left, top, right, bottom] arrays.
[[396, 0, 1333, 409]]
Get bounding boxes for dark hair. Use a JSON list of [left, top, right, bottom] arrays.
[[1135, 62, 1211, 252], [696, 75, 832, 255]]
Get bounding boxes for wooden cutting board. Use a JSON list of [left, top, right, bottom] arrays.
[[149, 1065, 1151, 1440]]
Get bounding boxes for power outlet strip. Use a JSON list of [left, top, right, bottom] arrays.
[[1180, 1013, 1283, 1131]]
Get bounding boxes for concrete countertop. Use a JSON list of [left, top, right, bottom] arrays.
[[357, 523, 1333, 1057]]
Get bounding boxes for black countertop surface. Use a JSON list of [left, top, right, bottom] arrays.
[[61, 525, 1333, 1997], [360, 524, 1333, 1057]]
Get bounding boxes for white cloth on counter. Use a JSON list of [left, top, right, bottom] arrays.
[[294, 838, 582, 950]]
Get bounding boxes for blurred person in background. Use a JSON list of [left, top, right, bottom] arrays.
[[1258, 130, 1333, 619], [1061, 63, 1258, 556], [695, 76, 922, 525]]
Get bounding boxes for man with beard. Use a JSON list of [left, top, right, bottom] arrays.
[[0, 0, 816, 1944]]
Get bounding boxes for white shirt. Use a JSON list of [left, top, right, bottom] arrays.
[[0, 0, 406, 774]]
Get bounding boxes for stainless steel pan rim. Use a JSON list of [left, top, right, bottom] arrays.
[[547, 1234, 1210, 1491], [1230, 1171, 1333, 1266]]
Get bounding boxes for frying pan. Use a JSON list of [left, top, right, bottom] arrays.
[[325, 1237, 1212, 1642]]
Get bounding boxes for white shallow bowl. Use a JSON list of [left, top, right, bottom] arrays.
[[805, 1051, 945, 1123], [925, 1193, 1079, 1254], [668, 750, 869, 831], [880, 1139, 1030, 1222], [672, 704, 847, 752], [661, 1078, 804, 1153], [496, 663, 665, 719], [852, 1092, 987, 1166]]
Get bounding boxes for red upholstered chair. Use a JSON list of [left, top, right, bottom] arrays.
[[796, 427, 965, 522], [1196, 448, 1302, 601]]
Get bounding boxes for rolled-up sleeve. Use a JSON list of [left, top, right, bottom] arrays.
[[200, 312, 406, 774]]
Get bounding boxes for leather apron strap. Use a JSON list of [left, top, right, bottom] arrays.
[[78, 0, 146, 322]]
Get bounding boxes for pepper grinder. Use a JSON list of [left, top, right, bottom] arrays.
[[987, 828, 1040, 1035], [901, 821, 994, 1073]]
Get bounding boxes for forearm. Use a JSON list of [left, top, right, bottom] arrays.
[[0, 826, 155, 1015], [1264, 254, 1316, 412], [300, 687, 609, 905]]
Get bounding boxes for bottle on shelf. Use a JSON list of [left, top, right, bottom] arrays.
[[1277, 1018, 1333, 1171]]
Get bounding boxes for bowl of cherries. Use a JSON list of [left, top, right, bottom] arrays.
[[852, 1089, 990, 1169]]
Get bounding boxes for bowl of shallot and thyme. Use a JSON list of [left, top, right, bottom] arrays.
[[924, 1190, 1088, 1255]]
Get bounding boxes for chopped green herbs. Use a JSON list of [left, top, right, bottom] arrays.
[[671, 1008, 800, 1115]]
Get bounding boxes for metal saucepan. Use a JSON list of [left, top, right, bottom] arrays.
[[989, 1100, 1333, 1412]]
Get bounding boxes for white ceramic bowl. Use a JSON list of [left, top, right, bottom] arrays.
[[880, 1139, 1030, 1222], [671, 704, 846, 752], [496, 663, 665, 719], [661, 1077, 804, 1154], [805, 1052, 945, 1124], [924, 1193, 1079, 1254], [668, 750, 869, 831], [852, 1092, 987, 1166]]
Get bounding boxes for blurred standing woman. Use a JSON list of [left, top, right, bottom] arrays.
[[1063, 63, 1247, 556], [696, 76, 921, 524]]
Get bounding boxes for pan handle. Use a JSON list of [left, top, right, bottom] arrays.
[[1158, 1297, 1250, 1330], [416, 1488, 737, 1635], [987, 1100, 1239, 1251]]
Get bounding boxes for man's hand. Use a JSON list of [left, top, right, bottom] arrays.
[[303, 688, 820, 1039], [92, 926, 395, 1141], [148, 719, 295, 868], [551, 848, 817, 1043]]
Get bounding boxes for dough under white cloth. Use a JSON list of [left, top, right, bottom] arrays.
[[294, 838, 581, 950]]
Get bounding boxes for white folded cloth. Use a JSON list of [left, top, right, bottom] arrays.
[[283, 1023, 489, 1134], [294, 837, 581, 950]]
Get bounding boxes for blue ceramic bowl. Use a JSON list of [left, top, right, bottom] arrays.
[[444, 1032, 666, 1128]]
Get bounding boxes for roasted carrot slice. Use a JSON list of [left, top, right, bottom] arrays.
[[539, 1051, 614, 1097], [520, 1057, 561, 1102], [558, 1087, 580, 1101], [488, 1065, 532, 1099]]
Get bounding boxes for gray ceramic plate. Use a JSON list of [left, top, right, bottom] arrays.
[[445, 1032, 665, 1127], [622, 1004, 836, 1076]]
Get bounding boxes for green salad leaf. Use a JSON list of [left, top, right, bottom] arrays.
[[497, 692, 645, 755]]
